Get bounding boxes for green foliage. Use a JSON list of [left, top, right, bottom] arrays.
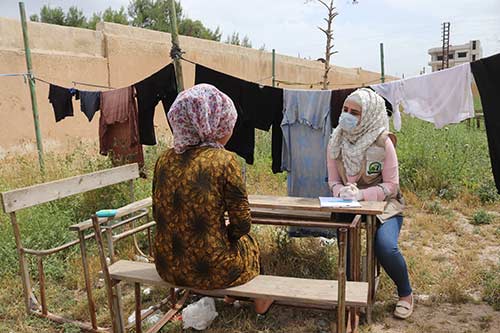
[[64, 6, 87, 27], [481, 264, 500, 310], [87, 13, 102, 30], [179, 19, 222, 41], [0, 141, 161, 278], [475, 181, 500, 204], [128, 0, 182, 32], [424, 200, 452, 216], [88, 6, 129, 29], [60, 323, 81, 333], [103, 6, 129, 25], [40, 5, 65, 25], [225, 32, 253, 48], [30, 1, 227, 43], [397, 113, 491, 200], [471, 209, 493, 225]]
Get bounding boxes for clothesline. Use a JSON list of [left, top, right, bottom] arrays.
[[181, 56, 328, 88], [2, 61, 380, 94], [275, 79, 323, 87], [72, 80, 115, 89], [0, 72, 29, 77], [33, 76, 52, 85], [333, 77, 383, 86], [0, 72, 30, 84]]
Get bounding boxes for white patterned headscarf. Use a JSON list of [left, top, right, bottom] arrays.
[[329, 88, 389, 176], [167, 84, 238, 154]]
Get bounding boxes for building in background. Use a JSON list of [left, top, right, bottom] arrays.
[[428, 40, 482, 72]]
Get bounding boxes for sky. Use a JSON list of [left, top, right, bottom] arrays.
[[1, 0, 499, 77]]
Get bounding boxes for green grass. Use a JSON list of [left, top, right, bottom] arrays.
[[471, 209, 494, 225], [396, 113, 491, 200], [0, 114, 498, 332], [481, 264, 500, 310]]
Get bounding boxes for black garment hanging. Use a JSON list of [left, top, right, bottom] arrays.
[[48, 84, 74, 122], [471, 53, 500, 193], [134, 63, 178, 145], [244, 83, 284, 173], [195, 64, 284, 166], [330, 88, 358, 128], [330, 87, 393, 128], [76, 90, 101, 122]]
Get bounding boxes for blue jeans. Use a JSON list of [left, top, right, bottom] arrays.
[[337, 214, 412, 297]]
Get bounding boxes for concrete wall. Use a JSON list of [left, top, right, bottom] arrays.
[[0, 18, 388, 155]]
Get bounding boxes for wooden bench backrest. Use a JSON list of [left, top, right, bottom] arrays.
[[1, 163, 140, 214]]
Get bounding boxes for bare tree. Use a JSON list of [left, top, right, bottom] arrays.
[[307, 0, 339, 89]]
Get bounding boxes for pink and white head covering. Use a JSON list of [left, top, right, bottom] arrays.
[[167, 84, 238, 154]]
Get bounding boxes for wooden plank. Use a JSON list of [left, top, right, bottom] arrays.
[[108, 260, 369, 307], [69, 198, 152, 231], [248, 195, 385, 215], [112, 221, 156, 242], [251, 208, 331, 221], [252, 217, 352, 229], [1, 164, 140, 213]]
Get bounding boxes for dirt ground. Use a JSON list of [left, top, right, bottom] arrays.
[[368, 301, 500, 333]]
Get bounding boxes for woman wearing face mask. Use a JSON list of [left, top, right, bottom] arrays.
[[327, 88, 413, 322]]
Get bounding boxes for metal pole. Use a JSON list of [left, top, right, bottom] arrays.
[[19, 2, 44, 172], [379, 42, 385, 83], [168, 0, 184, 92], [272, 49, 276, 87]]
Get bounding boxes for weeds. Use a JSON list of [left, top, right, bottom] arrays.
[[0, 116, 499, 332], [471, 209, 494, 225], [481, 265, 500, 310], [475, 181, 500, 204]]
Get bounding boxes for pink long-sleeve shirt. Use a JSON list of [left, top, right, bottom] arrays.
[[327, 137, 399, 201]]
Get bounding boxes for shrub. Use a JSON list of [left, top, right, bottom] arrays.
[[481, 265, 500, 311], [475, 181, 500, 204], [471, 209, 493, 225]]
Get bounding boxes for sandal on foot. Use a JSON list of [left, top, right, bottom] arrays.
[[394, 295, 413, 319]]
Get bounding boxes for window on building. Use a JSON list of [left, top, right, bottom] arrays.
[[458, 52, 467, 58], [448, 54, 454, 59], [437, 55, 443, 61], [472, 41, 477, 50], [472, 54, 476, 61]]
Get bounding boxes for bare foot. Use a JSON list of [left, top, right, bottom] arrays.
[[346, 312, 359, 333], [254, 298, 274, 314], [224, 296, 236, 304]]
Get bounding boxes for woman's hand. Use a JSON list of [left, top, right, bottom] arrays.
[[339, 183, 363, 201]]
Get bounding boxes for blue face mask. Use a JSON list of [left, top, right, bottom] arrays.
[[338, 112, 359, 131]]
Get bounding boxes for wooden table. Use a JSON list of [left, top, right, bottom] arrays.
[[248, 195, 386, 331]]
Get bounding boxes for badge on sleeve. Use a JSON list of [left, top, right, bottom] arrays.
[[367, 161, 383, 175]]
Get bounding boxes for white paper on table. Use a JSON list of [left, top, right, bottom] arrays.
[[318, 197, 362, 208]]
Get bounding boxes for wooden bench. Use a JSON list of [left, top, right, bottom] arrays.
[[0, 163, 153, 333], [109, 260, 369, 307], [91, 211, 367, 333]]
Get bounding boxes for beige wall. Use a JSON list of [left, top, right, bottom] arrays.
[[0, 18, 389, 155]]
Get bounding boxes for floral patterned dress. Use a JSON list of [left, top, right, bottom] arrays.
[[153, 147, 260, 289]]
